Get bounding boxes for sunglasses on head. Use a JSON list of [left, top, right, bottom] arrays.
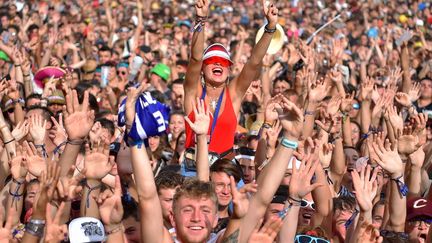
[[295, 235, 329, 243], [301, 199, 315, 210], [203, 56, 232, 68]]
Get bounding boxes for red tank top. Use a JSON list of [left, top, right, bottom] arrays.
[[185, 87, 237, 154]]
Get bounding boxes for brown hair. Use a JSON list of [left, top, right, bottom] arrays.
[[210, 158, 243, 183], [172, 178, 218, 213]]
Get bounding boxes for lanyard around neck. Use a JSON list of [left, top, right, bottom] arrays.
[[201, 86, 224, 144]]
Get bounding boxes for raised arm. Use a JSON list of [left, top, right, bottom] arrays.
[[184, 98, 210, 182], [126, 85, 169, 243], [237, 96, 304, 243], [230, 0, 278, 102], [184, 0, 209, 113]]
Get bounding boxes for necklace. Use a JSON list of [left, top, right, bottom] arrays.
[[209, 97, 218, 111]]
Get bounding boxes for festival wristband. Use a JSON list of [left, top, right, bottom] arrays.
[[281, 138, 298, 149]]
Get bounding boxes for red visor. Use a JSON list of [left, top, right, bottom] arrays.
[[203, 56, 232, 67]]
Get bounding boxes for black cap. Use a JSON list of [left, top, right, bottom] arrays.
[[271, 185, 289, 204], [139, 45, 151, 53]]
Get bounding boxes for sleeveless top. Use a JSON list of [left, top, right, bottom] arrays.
[[185, 87, 237, 154]]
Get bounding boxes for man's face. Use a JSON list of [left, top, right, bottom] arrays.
[[24, 183, 40, 211], [170, 83, 184, 110], [122, 216, 141, 243], [406, 220, 430, 243], [264, 203, 284, 222], [372, 204, 385, 229], [98, 50, 112, 64], [273, 80, 289, 95], [171, 196, 218, 243], [239, 158, 255, 184], [210, 172, 232, 207], [332, 209, 354, 241], [420, 80, 432, 99], [159, 187, 177, 227]]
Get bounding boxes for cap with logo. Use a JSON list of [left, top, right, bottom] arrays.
[[68, 217, 105, 243], [407, 197, 432, 221], [150, 63, 171, 81]]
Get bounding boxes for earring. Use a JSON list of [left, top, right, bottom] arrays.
[[201, 74, 205, 86]]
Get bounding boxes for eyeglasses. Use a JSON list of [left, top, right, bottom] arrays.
[[300, 199, 315, 210], [408, 219, 432, 227], [295, 235, 330, 243]]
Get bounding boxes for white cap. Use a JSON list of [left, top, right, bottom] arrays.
[[287, 156, 301, 170], [68, 217, 106, 243]]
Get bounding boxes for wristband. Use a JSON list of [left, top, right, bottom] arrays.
[[391, 174, 408, 196], [288, 195, 301, 204], [281, 138, 298, 149], [105, 224, 123, 235], [4, 138, 15, 145], [264, 25, 276, 33], [304, 110, 315, 116], [25, 221, 45, 238], [67, 138, 86, 146]]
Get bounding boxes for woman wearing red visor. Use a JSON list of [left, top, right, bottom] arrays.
[[183, 0, 279, 162]]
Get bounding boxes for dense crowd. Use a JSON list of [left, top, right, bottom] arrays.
[[0, 0, 431, 242]]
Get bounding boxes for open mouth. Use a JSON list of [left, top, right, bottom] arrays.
[[212, 67, 223, 76], [419, 234, 427, 242], [302, 213, 312, 219]]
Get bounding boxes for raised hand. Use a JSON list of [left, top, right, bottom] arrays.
[[308, 78, 330, 103], [264, 95, 283, 124], [351, 165, 378, 213], [326, 95, 342, 117], [230, 176, 258, 219], [370, 135, 403, 178], [11, 120, 29, 142], [195, 0, 210, 17], [385, 106, 403, 136], [262, 0, 278, 27], [184, 98, 210, 136], [397, 126, 420, 155], [263, 120, 282, 149], [408, 82, 421, 103], [96, 175, 123, 227], [9, 144, 28, 180], [289, 155, 322, 200], [387, 67, 403, 86], [394, 92, 412, 107], [360, 77, 374, 101], [278, 96, 304, 140], [329, 68, 343, 85], [248, 217, 283, 243], [33, 161, 61, 218], [24, 141, 47, 177], [64, 90, 95, 140], [409, 146, 425, 169], [49, 115, 67, 147], [125, 84, 148, 126], [29, 113, 47, 145], [318, 143, 334, 168], [354, 222, 383, 243], [84, 140, 115, 180], [45, 203, 68, 243], [56, 165, 86, 201]]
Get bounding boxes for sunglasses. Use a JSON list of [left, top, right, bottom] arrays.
[[295, 235, 330, 243], [300, 199, 315, 210], [7, 109, 14, 114], [203, 56, 232, 68]]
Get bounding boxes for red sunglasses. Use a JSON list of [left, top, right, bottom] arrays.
[[203, 56, 232, 67]]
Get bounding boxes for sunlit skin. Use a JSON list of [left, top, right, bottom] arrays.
[[170, 196, 218, 243], [202, 63, 230, 87], [159, 188, 177, 229], [406, 220, 430, 243], [372, 204, 385, 229], [148, 136, 161, 152], [332, 208, 354, 241], [298, 193, 315, 226], [122, 216, 141, 243], [210, 172, 232, 209], [239, 158, 256, 184], [169, 114, 185, 140]]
